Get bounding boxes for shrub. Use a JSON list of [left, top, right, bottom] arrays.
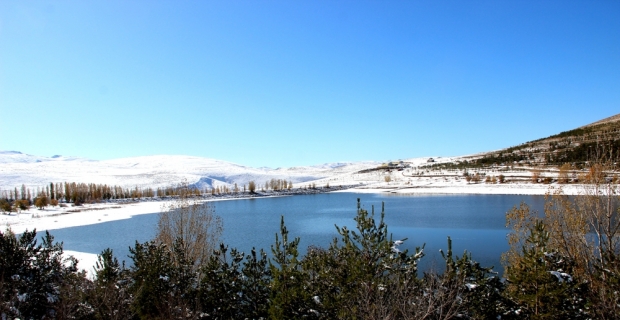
[[0, 199, 11, 213], [34, 195, 49, 209]]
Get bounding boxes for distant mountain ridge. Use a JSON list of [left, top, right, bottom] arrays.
[[0, 152, 379, 190], [0, 151, 89, 164]]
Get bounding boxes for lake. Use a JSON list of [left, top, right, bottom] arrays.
[[49, 192, 546, 272]]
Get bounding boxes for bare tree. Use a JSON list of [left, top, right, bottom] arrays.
[[156, 183, 223, 270], [558, 163, 571, 184]]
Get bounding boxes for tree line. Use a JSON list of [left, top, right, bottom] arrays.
[[0, 179, 300, 213]]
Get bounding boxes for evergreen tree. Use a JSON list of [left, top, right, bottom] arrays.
[[129, 239, 198, 319], [269, 216, 312, 319], [504, 220, 587, 319], [0, 229, 85, 319], [198, 244, 244, 318], [440, 236, 508, 318], [89, 248, 134, 319]]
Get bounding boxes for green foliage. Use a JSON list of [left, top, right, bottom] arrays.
[[0, 229, 89, 319], [198, 244, 271, 319], [269, 216, 313, 319], [129, 239, 198, 319], [1, 196, 612, 318], [90, 248, 134, 319], [441, 236, 508, 318], [504, 221, 587, 319], [299, 199, 426, 319]]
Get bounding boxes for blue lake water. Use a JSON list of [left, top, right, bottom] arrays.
[[48, 192, 546, 271]]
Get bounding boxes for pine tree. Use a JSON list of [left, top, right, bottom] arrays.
[[0, 229, 84, 319], [269, 216, 311, 319], [504, 220, 586, 319], [440, 236, 507, 318]]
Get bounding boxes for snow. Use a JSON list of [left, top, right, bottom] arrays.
[[64, 250, 99, 279], [465, 283, 478, 290], [1, 201, 169, 235], [549, 270, 573, 282]]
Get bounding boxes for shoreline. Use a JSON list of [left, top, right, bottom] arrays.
[[1, 181, 584, 277], [0, 185, 361, 235], [1, 181, 583, 235]]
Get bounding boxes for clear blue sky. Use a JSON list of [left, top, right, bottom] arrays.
[[1, 1, 618, 168]]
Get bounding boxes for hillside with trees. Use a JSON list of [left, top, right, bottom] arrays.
[[468, 113, 620, 168]]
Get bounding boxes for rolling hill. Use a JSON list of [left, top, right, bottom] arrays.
[[0, 151, 379, 191]]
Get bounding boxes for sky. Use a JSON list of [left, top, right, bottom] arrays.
[[1, 1, 619, 168]]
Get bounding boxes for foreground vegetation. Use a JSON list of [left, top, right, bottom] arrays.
[[1, 176, 619, 319]]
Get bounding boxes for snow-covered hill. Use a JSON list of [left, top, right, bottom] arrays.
[[0, 151, 380, 190]]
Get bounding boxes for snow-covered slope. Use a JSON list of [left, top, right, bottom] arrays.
[[0, 151, 88, 164], [0, 152, 380, 190]]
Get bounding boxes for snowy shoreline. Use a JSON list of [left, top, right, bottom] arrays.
[[1, 181, 581, 234], [1, 181, 581, 277]]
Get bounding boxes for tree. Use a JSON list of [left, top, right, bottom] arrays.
[[90, 248, 133, 320], [0, 229, 88, 319], [34, 194, 49, 209], [558, 163, 571, 184], [0, 199, 11, 214], [504, 157, 620, 318], [504, 221, 586, 319], [248, 180, 256, 193], [298, 199, 426, 319], [268, 216, 311, 319], [531, 168, 542, 183], [14, 199, 29, 211], [156, 183, 223, 272], [440, 237, 507, 319], [472, 172, 481, 183], [198, 244, 271, 319], [129, 239, 197, 319]]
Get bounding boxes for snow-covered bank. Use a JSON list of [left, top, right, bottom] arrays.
[[1, 201, 169, 235], [349, 181, 582, 195], [0, 185, 359, 234]]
